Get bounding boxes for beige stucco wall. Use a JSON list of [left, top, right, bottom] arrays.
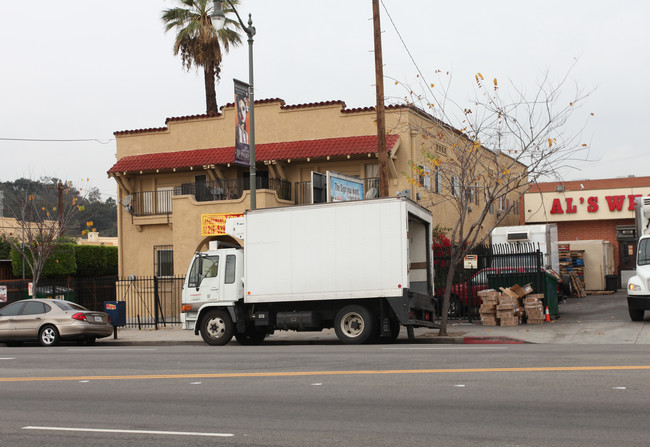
[[113, 101, 526, 277]]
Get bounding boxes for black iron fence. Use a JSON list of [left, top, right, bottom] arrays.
[[0, 275, 184, 329], [0, 276, 118, 311], [115, 276, 184, 329], [434, 243, 545, 320]]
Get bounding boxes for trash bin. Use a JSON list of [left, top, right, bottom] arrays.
[[104, 301, 126, 327], [605, 274, 618, 292], [544, 271, 559, 318]]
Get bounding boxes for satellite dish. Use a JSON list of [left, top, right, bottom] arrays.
[[122, 195, 133, 213]]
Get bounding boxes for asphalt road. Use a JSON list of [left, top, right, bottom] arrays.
[[1, 344, 649, 446]]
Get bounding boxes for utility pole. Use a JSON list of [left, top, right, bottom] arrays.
[[372, 0, 389, 198], [57, 182, 64, 233]]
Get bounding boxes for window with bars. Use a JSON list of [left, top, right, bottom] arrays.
[[154, 245, 174, 277]]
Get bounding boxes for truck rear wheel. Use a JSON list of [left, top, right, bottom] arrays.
[[334, 305, 375, 344], [629, 308, 645, 322], [235, 325, 267, 345], [200, 310, 233, 346]]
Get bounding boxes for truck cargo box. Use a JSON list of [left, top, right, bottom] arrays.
[[240, 198, 433, 304]]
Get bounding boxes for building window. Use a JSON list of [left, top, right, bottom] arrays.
[[154, 245, 173, 277], [435, 144, 447, 156], [451, 176, 460, 197], [418, 165, 432, 190], [157, 186, 173, 213], [435, 167, 442, 194], [474, 182, 480, 205]]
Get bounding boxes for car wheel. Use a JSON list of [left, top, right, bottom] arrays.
[[39, 325, 60, 347], [200, 310, 233, 346], [334, 305, 375, 344], [629, 308, 645, 322], [235, 325, 266, 345]]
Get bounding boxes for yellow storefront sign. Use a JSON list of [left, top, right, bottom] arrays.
[[201, 213, 244, 236]]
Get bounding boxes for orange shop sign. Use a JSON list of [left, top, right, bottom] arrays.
[[201, 213, 244, 236]]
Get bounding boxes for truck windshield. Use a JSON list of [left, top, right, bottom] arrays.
[[188, 255, 219, 288], [639, 239, 650, 266]]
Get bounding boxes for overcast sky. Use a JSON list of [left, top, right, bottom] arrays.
[[1, 1, 648, 200]]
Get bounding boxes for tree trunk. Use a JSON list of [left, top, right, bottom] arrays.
[[438, 258, 460, 336], [204, 65, 218, 114]]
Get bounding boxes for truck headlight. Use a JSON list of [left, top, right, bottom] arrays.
[[629, 282, 643, 292]]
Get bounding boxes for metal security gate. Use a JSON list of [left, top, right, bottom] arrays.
[[115, 276, 184, 328], [434, 243, 544, 320]]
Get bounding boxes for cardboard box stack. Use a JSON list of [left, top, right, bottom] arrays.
[[524, 293, 545, 324], [496, 294, 519, 326], [478, 289, 500, 326]]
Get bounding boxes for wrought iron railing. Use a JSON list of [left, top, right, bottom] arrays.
[[130, 178, 291, 216]]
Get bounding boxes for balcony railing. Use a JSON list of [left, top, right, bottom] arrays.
[[130, 177, 292, 216], [294, 177, 379, 205]]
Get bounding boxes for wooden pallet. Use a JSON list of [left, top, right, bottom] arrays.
[[569, 271, 586, 298]]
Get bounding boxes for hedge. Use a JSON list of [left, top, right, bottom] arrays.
[[11, 243, 118, 278]]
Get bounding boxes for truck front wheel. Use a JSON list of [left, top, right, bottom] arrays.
[[334, 305, 375, 344], [200, 310, 234, 346], [629, 308, 645, 322]]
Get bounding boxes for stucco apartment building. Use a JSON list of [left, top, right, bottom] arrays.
[[109, 99, 525, 278]]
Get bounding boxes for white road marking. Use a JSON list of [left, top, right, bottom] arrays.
[[453, 384, 466, 387], [0, 357, 16, 360], [382, 347, 508, 350], [23, 426, 234, 437], [78, 380, 90, 383], [612, 386, 627, 390], [311, 383, 323, 386], [190, 382, 202, 385], [67, 348, 158, 352]]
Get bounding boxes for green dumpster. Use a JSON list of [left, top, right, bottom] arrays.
[[487, 270, 559, 318], [25, 285, 76, 303]]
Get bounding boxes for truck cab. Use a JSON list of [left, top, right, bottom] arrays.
[[627, 197, 650, 321], [180, 245, 244, 332]]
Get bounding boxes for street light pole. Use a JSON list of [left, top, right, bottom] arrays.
[[211, 1, 257, 210]]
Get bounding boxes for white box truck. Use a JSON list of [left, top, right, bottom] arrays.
[[181, 197, 437, 345], [490, 224, 560, 272], [627, 197, 650, 320]]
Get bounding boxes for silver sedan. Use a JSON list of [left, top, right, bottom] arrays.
[[0, 299, 113, 346]]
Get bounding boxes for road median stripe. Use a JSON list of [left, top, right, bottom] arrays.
[[2, 365, 650, 382]]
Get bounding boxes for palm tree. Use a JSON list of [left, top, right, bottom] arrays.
[[162, 0, 243, 114]]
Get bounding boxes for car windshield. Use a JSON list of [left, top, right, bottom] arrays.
[[51, 300, 87, 311]]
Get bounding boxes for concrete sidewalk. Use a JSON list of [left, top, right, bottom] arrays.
[[100, 290, 650, 345]]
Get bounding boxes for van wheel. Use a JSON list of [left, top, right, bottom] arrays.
[[629, 308, 645, 321], [200, 310, 233, 346], [334, 305, 375, 344]]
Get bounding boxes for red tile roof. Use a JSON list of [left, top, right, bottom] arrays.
[[107, 134, 400, 175]]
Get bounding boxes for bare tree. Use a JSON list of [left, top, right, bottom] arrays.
[[397, 65, 592, 335], [1, 179, 80, 289]]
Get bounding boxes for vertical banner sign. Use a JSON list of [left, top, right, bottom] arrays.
[[233, 79, 251, 167], [0, 285, 7, 302]]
